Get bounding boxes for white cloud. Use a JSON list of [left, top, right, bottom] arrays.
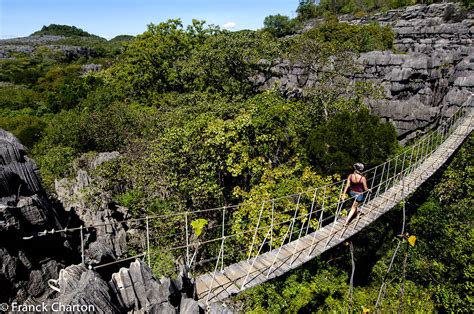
[[222, 22, 236, 29]]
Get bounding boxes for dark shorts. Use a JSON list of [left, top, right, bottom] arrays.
[[349, 191, 365, 202]]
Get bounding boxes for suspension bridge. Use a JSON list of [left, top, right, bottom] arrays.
[[194, 100, 473, 304], [23, 98, 472, 306]]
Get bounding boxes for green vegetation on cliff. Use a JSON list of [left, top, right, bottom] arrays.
[[263, 0, 471, 38], [296, 0, 471, 20]]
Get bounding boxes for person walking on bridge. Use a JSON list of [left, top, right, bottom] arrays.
[[342, 163, 371, 227]]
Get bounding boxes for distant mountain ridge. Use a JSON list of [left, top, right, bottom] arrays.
[[28, 24, 135, 43], [0, 24, 134, 60]]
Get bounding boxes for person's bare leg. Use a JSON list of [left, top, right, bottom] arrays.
[[345, 202, 359, 226]]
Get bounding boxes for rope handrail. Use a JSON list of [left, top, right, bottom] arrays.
[[90, 160, 449, 271], [16, 137, 448, 240]]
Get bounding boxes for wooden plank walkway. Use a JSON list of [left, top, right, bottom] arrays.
[[196, 113, 473, 304]]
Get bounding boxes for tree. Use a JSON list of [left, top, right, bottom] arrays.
[[0, 84, 42, 111], [263, 14, 294, 37], [305, 109, 399, 174], [297, 0, 319, 21], [286, 20, 390, 123], [37, 64, 90, 112], [287, 36, 365, 122], [100, 92, 310, 212], [231, 161, 340, 258], [182, 30, 282, 99], [110, 20, 282, 103], [304, 19, 394, 53], [109, 19, 219, 101]]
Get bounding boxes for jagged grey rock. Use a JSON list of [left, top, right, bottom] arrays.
[[52, 260, 200, 313], [81, 63, 103, 74], [55, 151, 129, 266], [57, 266, 121, 313], [208, 302, 234, 314], [180, 298, 200, 314], [0, 129, 43, 204], [1, 249, 19, 282], [31, 259, 60, 296], [27, 270, 45, 297], [0, 129, 75, 304], [85, 239, 117, 265], [0, 35, 102, 60], [106, 260, 199, 313], [110, 260, 176, 310], [18, 250, 33, 270], [58, 264, 89, 295], [147, 302, 176, 314], [258, 3, 473, 140]]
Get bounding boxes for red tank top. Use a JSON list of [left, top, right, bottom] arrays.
[[350, 174, 364, 193]]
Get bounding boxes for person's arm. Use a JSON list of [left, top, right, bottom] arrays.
[[342, 175, 351, 199], [362, 177, 372, 192]]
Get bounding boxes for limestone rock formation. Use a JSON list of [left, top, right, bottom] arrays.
[[56, 265, 121, 313], [0, 129, 77, 304], [0, 129, 43, 204], [357, 49, 473, 139], [110, 260, 179, 311], [355, 3, 473, 139], [54, 152, 132, 267], [0, 35, 101, 60], [0, 134, 163, 308], [258, 3, 473, 140], [53, 260, 201, 313], [81, 63, 103, 74], [341, 3, 471, 55]]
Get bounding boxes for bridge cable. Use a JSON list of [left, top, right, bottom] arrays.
[[346, 240, 355, 313], [398, 232, 409, 314], [375, 166, 407, 309]]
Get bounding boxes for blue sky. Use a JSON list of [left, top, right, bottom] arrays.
[[0, 0, 299, 39]]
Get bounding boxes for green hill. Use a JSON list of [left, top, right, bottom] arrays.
[[31, 24, 103, 39], [109, 35, 135, 43]]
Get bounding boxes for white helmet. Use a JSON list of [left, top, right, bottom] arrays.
[[354, 163, 364, 172]]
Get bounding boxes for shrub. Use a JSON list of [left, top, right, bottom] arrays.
[[305, 109, 399, 174], [34, 146, 76, 188], [0, 115, 46, 147], [0, 84, 42, 111], [263, 14, 295, 37], [303, 19, 394, 52]]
